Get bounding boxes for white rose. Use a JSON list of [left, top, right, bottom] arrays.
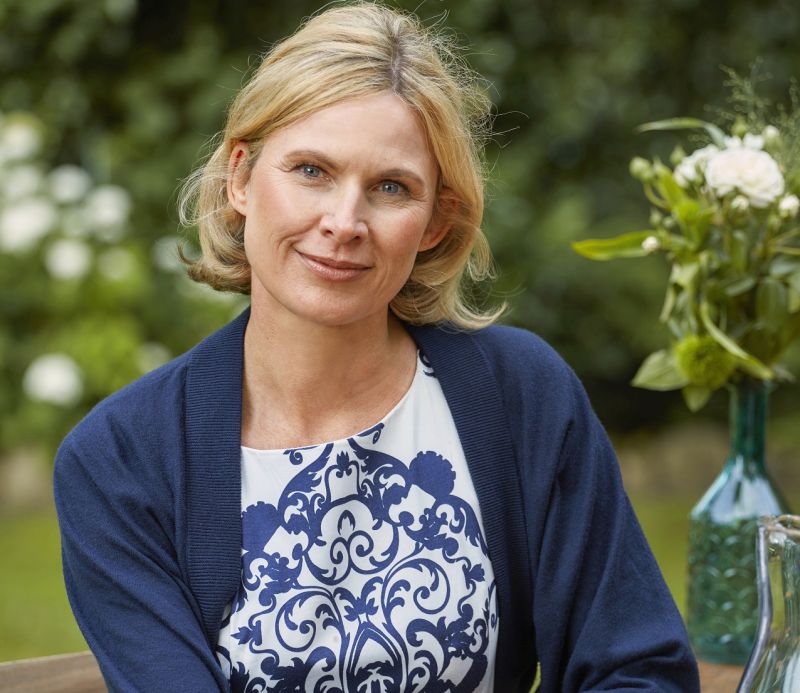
[[726, 133, 765, 150], [45, 239, 93, 280], [23, 353, 83, 406], [49, 165, 92, 204], [779, 194, 800, 218], [673, 144, 719, 187], [0, 198, 57, 252], [705, 148, 784, 208]]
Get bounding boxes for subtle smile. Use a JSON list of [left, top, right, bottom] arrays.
[[297, 252, 371, 281]]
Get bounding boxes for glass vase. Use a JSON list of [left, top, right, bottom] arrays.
[[686, 378, 790, 665]]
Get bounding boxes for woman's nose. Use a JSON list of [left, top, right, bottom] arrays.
[[320, 185, 368, 243]]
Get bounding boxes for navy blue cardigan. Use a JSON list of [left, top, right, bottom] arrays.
[[54, 309, 699, 692]]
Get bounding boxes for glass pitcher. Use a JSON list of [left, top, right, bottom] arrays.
[[737, 515, 800, 692]]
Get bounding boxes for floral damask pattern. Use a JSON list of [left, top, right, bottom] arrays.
[[217, 395, 497, 693]]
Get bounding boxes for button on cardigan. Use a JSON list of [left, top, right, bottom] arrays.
[[54, 308, 699, 692]]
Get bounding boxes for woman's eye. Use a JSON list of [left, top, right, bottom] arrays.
[[299, 164, 321, 178], [380, 181, 404, 195]]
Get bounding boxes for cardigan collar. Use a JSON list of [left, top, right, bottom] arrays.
[[183, 309, 533, 687]]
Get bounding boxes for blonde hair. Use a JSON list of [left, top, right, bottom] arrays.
[[179, 1, 503, 328]]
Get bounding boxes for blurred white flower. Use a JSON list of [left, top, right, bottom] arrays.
[[763, 125, 780, 145], [49, 165, 92, 204], [779, 193, 800, 218], [0, 119, 41, 161], [84, 185, 131, 237], [673, 144, 719, 187], [730, 195, 750, 213], [0, 198, 57, 252], [45, 239, 92, 280], [152, 235, 183, 272], [136, 342, 171, 373], [2, 165, 43, 200], [23, 353, 83, 406], [98, 247, 136, 280], [104, 0, 138, 22], [705, 148, 784, 208]]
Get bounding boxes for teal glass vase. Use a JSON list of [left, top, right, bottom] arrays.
[[686, 378, 790, 665]]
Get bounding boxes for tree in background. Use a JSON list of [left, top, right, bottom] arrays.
[[1, 0, 799, 459]]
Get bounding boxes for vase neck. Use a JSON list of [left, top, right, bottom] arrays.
[[727, 379, 769, 468]]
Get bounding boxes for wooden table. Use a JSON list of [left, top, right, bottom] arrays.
[[0, 650, 745, 693], [698, 660, 744, 692]]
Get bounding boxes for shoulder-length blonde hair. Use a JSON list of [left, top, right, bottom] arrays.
[[179, 1, 503, 328]]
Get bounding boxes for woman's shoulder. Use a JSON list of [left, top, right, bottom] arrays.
[[413, 322, 577, 386]]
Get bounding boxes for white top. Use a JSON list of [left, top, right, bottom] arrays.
[[216, 351, 498, 692]]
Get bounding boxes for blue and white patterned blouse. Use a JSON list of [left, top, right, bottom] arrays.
[[216, 351, 499, 692]]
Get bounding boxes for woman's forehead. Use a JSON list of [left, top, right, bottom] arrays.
[[261, 92, 438, 177]]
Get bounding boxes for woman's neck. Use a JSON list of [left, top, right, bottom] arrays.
[[241, 303, 418, 449]]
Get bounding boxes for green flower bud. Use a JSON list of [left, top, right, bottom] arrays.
[[731, 117, 749, 138], [670, 145, 687, 167], [649, 210, 663, 227], [629, 157, 653, 182], [674, 335, 736, 389]]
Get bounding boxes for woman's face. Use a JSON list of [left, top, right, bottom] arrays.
[[228, 91, 449, 330]]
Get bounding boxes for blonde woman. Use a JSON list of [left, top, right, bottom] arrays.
[[54, 3, 699, 691]]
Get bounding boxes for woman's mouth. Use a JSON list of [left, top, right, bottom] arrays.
[[297, 252, 370, 281]]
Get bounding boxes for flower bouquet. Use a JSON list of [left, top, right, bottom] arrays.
[[573, 72, 800, 411], [574, 70, 800, 664]]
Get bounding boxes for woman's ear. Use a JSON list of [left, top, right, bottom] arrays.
[[419, 187, 460, 252], [227, 142, 250, 216]]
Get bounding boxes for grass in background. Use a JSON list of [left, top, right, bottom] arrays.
[[0, 507, 86, 659], [629, 494, 695, 616]]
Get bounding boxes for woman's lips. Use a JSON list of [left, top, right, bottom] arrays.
[[297, 252, 370, 281]]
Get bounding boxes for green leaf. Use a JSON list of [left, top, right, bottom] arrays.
[[631, 349, 689, 391], [682, 385, 712, 412], [670, 262, 700, 290], [653, 162, 685, 208], [756, 278, 789, 330], [723, 276, 757, 297], [571, 231, 654, 260], [699, 302, 774, 379], [789, 270, 800, 294], [636, 118, 727, 148], [731, 231, 749, 273], [770, 256, 800, 277], [790, 287, 800, 314], [660, 284, 677, 323]]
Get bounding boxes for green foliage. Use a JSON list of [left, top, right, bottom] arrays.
[[574, 76, 800, 409], [2, 0, 800, 451]]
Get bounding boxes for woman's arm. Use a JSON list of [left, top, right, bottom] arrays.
[[54, 428, 230, 692], [530, 371, 699, 692]]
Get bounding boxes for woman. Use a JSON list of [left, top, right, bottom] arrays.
[[54, 3, 700, 691]]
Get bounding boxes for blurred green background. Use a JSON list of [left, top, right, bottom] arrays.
[[1, 0, 800, 660]]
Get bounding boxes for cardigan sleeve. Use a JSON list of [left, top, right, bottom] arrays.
[[529, 369, 699, 692], [54, 417, 230, 692]]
